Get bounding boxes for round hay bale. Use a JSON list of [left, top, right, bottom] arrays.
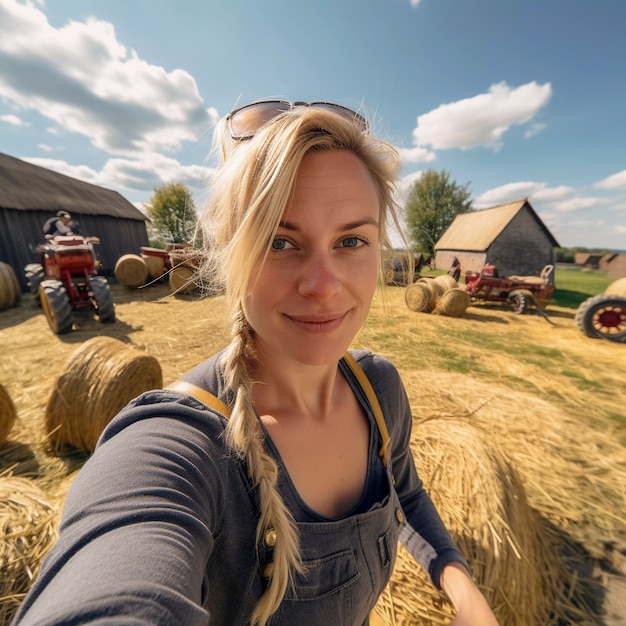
[[0, 384, 17, 446], [0, 261, 21, 312], [169, 264, 198, 294], [432, 273, 459, 293], [405, 282, 432, 313], [44, 337, 163, 453], [141, 253, 165, 279], [432, 287, 471, 317], [0, 477, 58, 623], [114, 254, 149, 289], [404, 419, 571, 626], [417, 277, 442, 309], [605, 277, 626, 297]]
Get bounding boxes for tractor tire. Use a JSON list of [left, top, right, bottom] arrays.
[[25, 263, 45, 304], [508, 289, 530, 314], [39, 279, 73, 334], [90, 276, 116, 323], [575, 294, 626, 343]]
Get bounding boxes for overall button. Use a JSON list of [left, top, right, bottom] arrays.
[[395, 508, 404, 523], [264, 528, 277, 547]]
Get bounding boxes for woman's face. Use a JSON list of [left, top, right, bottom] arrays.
[[244, 149, 380, 367]]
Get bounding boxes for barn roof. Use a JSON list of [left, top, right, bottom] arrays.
[[435, 198, 559, 251], [0, 152, 147, 221]]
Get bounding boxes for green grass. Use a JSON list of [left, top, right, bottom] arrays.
[[552, 268, 613, 308]]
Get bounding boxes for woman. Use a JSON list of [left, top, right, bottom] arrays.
[[13, 101, 497, 625]]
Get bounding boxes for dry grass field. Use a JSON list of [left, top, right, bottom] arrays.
[[1, 278, 625, 624]]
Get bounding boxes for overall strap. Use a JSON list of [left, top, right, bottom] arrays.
[[342, 352, 391, 466], [165, 352, 391, 465], [165, 380, 232, 418]]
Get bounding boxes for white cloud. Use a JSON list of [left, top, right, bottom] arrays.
[[474, 181, 577, 209], [474, 181, 544, 208], [595, 169, 626, 190], [551, 197, 608, 213], [531, 185, 576, 203], [412, 81, 552, 150], [398, 145, 436, 164], [0, 112, 29, 126], [23, 152, 215, 197], [0, 0, 218, 155], [410, 0, 422, 8], [37, 143, 54, 151], [615, 225, 626, 234], [524, 123, 546, 139]]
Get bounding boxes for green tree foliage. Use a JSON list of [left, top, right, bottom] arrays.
[[405, 170, 472, 255], [146, 182, 197, 244]]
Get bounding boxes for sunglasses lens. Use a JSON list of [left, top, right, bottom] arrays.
[[228, 101, 291, 139], [310, 103, 369, 132], [227, 101, 369, 140]]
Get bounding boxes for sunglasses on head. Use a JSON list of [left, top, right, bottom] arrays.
[[225, 100, 369, 141]]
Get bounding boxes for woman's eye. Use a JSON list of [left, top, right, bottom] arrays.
[[271, 237, 294, 250], [341, 236, 365, 248]]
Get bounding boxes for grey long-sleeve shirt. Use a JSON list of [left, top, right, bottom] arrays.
[[12, 350, 467, 625]]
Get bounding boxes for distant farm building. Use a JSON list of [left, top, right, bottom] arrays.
[[434, 199, 559, 278], [576, 252, 626, 279], [0, 152, 149, 291]]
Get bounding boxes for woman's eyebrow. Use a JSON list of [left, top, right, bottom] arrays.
[[278, 217, 379, 231]]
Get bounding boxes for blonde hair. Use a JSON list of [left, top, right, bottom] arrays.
[[197, 106, 405, 625]]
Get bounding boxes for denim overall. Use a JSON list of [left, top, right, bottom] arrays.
[[262, 462, 404, 625]]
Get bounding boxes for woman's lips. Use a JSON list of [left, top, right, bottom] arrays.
[[285, 311, 349, 333]]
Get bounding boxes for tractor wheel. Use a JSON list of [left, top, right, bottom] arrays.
[[508, 290, 529, 314], [39, 279, 73, 334], [90, 276, 116, 323], [25, 263, 45, 304], [575, 294, 626, 343]]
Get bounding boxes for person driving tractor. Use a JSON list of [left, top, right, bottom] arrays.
[[43, 210, 82, 239]]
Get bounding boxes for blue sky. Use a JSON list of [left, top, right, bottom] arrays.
[[1, 0, 625, 250]]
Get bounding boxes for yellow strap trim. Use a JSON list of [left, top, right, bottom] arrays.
[[165, 380, 232, 418], [166, 353, 391, 465], [342, 352, 391, 466]]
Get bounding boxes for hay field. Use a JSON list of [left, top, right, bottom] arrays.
[[1, 281, 625, 624]]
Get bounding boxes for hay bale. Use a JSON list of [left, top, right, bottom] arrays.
[[606, 277, 626, 297], [141, 253, 166, 279], [432, 287, 471, 317], [405, 282, 433, 313], [114, 254, 149, 289], [374, 419, 577, 626], [417, 277, 442, 309], [45, 337, 163, 453], [432, 274, 459, 293], [0, 477, 58, 624], [0, 262, 21, 312], [0, 384, 17, 447], [169, 264, 198, 294]]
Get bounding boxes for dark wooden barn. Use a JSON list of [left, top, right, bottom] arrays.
[[0, 152, 149, 291], [434, 198, 559, 278]]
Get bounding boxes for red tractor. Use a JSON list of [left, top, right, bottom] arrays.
[[462, 263, 555, 314], [24, 235, 115, 334]]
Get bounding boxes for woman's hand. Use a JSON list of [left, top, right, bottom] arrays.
[[440, 562, 499, 626]]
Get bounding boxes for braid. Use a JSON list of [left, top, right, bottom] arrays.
[[222, 309, 303, 626]]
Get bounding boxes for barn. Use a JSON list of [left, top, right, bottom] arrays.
[[434, 198, 559, 279], [0, 152, 149, 291]]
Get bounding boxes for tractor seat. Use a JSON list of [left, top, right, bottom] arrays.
[[507, 275, 545, 285], [54, 236, 84, 246]]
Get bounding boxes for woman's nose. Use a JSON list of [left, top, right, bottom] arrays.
[[297, 254, 342, 300]]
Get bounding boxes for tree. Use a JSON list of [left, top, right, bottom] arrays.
[[146, 182, 197, 244], [405, 170, 472, 256]]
